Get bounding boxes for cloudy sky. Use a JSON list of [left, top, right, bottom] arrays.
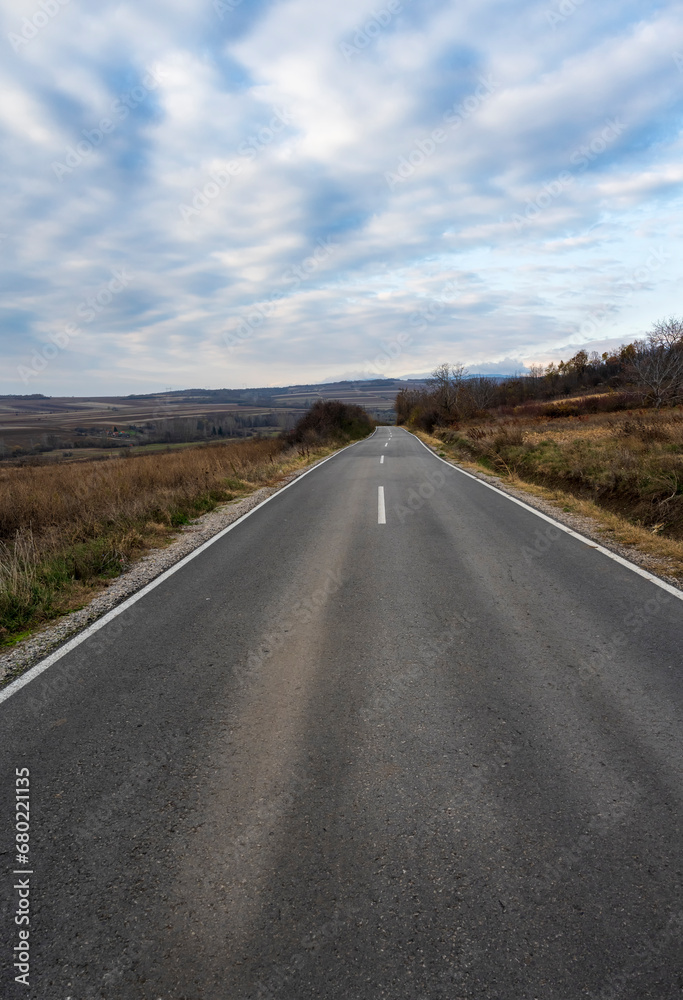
[[2, 0, 683, 394]]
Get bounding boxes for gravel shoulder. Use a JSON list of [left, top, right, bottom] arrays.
[[0, 454, 338, 687]]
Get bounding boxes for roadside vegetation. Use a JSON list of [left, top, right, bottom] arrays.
[[397, 317, 683, 577], [0, 401, 374, 645], [286, 398, 375, 449]]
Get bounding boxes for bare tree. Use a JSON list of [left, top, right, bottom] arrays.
[[650, 316, 683, 350], [428, 363, 468, 420], [464, 376, 497, 411], [625, 317, 683, 408]]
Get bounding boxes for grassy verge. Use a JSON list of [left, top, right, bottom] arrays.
[[0, 436, 344, 645], [414, 417, 683, 584]]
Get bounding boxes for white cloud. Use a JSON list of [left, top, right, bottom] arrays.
[[2, 0, 683, 392]]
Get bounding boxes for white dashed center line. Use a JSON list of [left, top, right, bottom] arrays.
[[380, 455, 384, 464], [377, 486, 386, 524]]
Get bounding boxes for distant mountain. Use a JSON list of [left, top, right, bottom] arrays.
[[319, 371, 395, 383]]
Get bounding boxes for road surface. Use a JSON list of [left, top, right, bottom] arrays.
[[2, 426, 682, 999]]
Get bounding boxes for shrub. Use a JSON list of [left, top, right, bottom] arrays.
[[287, 400, 374, 445]]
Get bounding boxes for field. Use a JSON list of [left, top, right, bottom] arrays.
[[0, 380, 412, 462], [0, 395, 293, 461]]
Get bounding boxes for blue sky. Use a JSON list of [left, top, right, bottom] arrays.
[[2, 0, 683, 394]]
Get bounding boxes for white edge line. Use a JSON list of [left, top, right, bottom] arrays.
[[405, 428, 683, 603], [0, 430, 377, 707]]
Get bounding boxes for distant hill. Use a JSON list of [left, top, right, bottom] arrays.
[[123, 378, 429, 407], [399, 372, 516, 383]]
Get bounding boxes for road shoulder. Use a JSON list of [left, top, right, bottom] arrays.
[[412, 428, 683, 592]]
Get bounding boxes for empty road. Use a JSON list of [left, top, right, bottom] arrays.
[[1, 426, 682, 999]]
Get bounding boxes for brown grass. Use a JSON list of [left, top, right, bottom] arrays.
[[0, 437, 288, 537], [416, 407, 683, 582], [0, 437, 337, 643]]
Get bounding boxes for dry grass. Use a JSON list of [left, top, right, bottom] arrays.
[[439, 408, 683, 532], [0, 437, 337, 642], [544, 392, 613, 407], [416, 407, 683, 581]]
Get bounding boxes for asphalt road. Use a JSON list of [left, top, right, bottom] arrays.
[[2, 426, 682, 1000]]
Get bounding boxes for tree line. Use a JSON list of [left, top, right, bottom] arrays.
[[395, 316, 683, 430]]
